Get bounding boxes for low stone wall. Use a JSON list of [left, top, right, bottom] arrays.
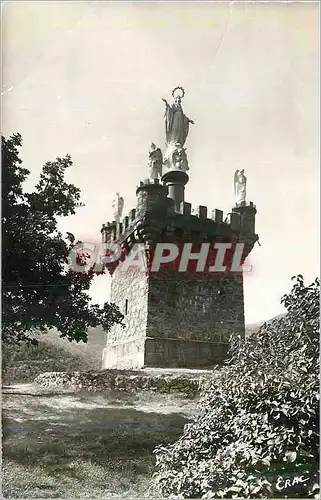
[[34, 369, 213, 398]]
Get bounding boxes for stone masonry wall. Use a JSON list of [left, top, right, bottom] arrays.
[[144, 270, 245, 367], [102, 262, 149, 369], [34, 369, 213, 398], [147, 271, 245, 342]]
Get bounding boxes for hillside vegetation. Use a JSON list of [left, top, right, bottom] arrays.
[[2, 328, 106, 384], [153, 276, 319, 498]]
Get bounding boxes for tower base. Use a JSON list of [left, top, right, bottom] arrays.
[[102, 337, 229, 370]]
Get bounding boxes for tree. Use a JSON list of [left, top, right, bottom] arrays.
[[2, 133, 124, 345], [153, 275, 320, 498]]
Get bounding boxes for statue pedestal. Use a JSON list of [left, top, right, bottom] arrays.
[[162, 169, 189, 213]]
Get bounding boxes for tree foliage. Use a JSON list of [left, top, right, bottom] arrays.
[[153, 275, 320, 498], [2, 133, 123, 345]]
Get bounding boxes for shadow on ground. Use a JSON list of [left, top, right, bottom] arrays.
[[2, 384, 194, 499]]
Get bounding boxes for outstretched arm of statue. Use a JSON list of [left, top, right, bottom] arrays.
[[162, 98, 169, 106], [189, 119, 195, 124]]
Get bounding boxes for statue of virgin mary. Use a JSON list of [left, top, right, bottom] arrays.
[[162, 87, 194, 146]]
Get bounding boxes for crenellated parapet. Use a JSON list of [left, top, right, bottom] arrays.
[[231, 201, 257, 234], [101, 178, 258, 274], [101, 207, 136, 244], [135, 178, 169, 218]]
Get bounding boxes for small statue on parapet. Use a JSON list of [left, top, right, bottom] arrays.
[[234, 169, 247, 205], [148, 143, 163, 181], [112, 192, 124, 223]]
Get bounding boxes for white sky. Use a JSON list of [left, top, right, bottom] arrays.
[[2, 1, 319, 324]]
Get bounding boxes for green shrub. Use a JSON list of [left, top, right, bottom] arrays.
[[153, 276, 319, 498]]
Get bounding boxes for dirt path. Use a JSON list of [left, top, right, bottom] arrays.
[[2, 384, 197, 499]]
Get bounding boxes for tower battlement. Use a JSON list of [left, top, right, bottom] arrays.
[[101, 186, 258, 261]]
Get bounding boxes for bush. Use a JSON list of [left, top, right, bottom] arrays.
[[153, 276, 320, 498]]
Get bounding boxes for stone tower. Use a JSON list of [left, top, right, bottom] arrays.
[[101, 88, 259, 370]]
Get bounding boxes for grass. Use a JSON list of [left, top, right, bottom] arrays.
[[2, 384, 195, 498]]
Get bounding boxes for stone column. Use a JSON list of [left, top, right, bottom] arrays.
[[162, 169, 189, 212]]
